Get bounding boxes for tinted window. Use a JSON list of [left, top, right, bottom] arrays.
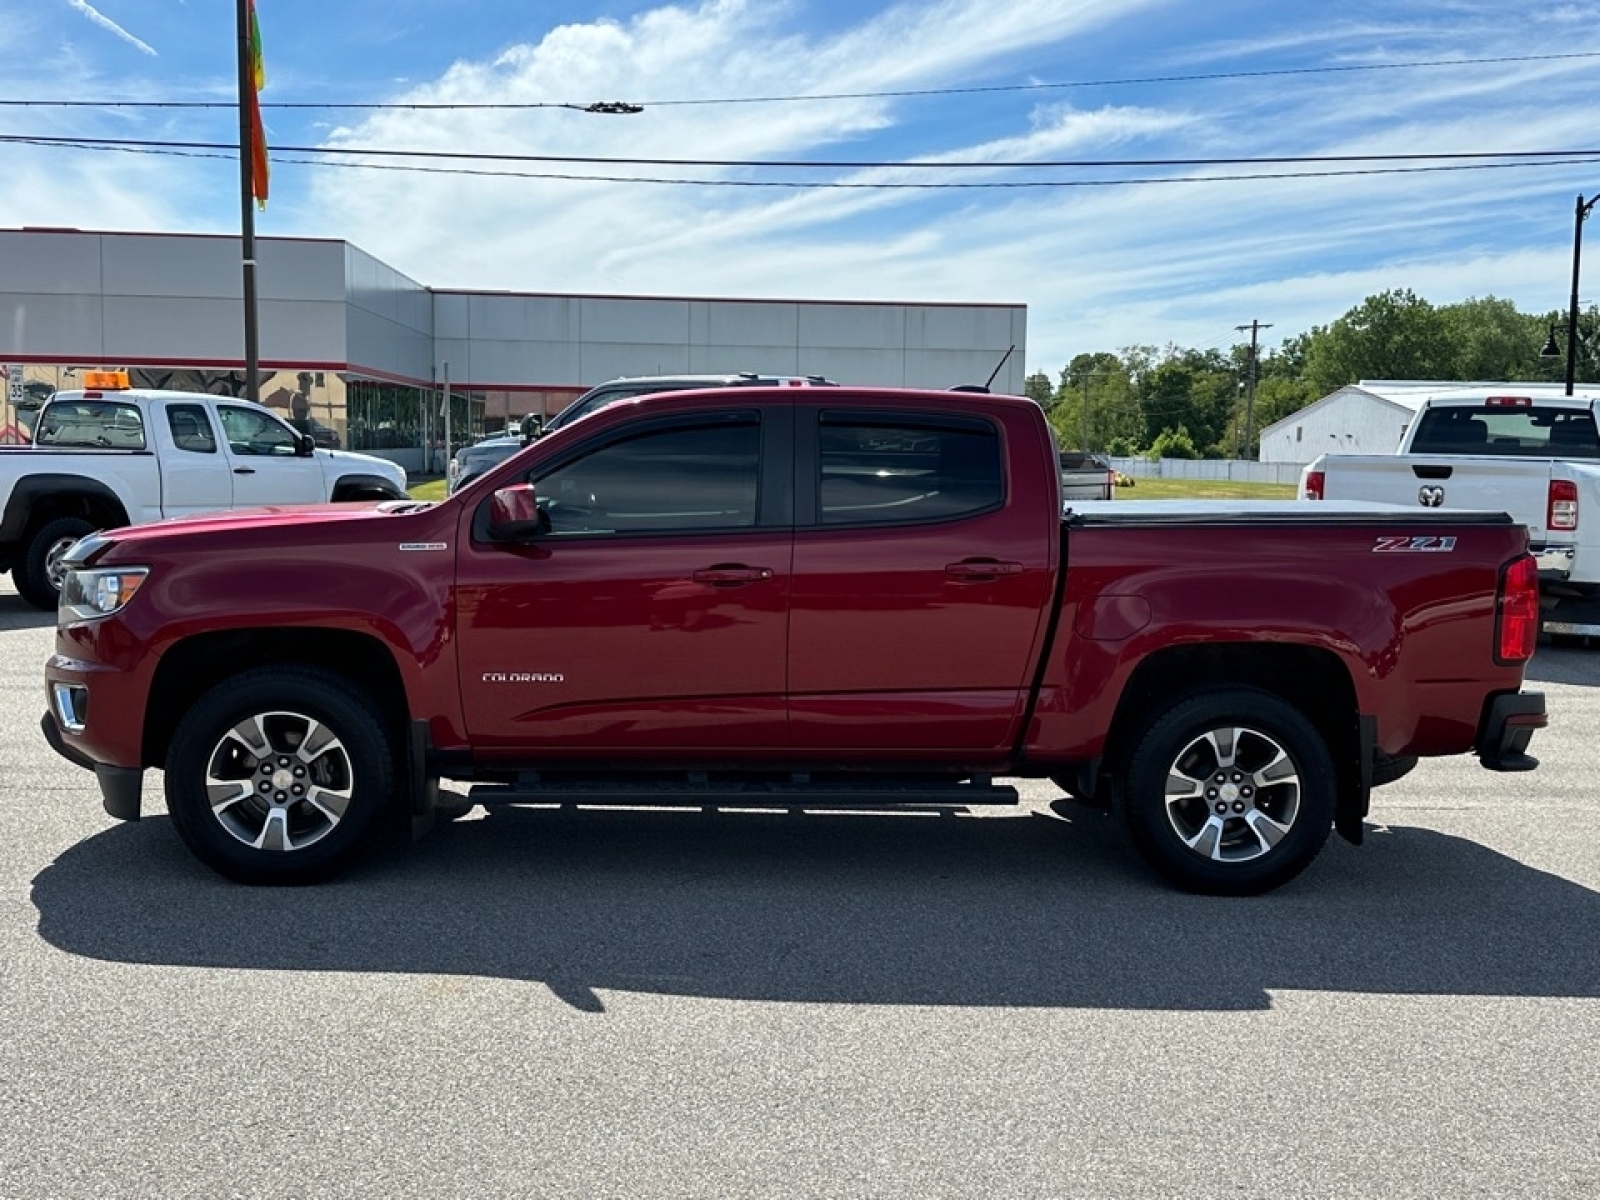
[[34, 401, 146, 449], [532, 417, 760, 535], [1410, 405, 1600, 458], [217, 405, 301, 456], [166, 403, 217, 454], [818, 415, 1002, 525]]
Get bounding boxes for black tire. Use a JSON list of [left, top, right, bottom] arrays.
[[1121, 687, 1336, 896], [16, 516, 96, 610], [164, 667, 399, 884]]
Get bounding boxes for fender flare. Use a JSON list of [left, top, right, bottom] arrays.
[[0, 473, 134, 546], [330, 473, 407, 501]]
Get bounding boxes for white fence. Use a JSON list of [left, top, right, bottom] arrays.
[[1109, 457, 1306, 486]]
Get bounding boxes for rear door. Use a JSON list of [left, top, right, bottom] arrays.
[[786, 400, 1057, 756], [455, 403, 795, 758], [153, 400, 233, 516]]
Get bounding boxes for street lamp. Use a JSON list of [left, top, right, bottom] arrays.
[[1552, 193, 1600, 395]]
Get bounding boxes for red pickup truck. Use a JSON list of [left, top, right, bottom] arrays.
[[41, 386, 1546, 895]]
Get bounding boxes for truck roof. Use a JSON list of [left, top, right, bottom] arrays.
[[1420, 387, 1600, 408]]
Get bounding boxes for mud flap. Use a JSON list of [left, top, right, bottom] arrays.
[[1334, 715, 1374, 846], [408, 719, 438, 840]]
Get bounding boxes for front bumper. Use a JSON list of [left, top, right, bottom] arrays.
[[40, 709, 143, 820], [1475, 691, 1546, 772]]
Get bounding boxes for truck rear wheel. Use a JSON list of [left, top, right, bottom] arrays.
[[1121, 687, 1335, 896], [16, 516, 96, 610], [164, 667, 398, 884]]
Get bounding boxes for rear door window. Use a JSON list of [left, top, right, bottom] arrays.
[[814, 412, 1003, 526], [166, 403, 218, 454]]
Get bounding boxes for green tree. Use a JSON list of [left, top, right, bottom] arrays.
[[1437, 296, 1546, 381], [1139, 348, 1237, 455], [1056, 352, 1132, 450], [1148, 424, 1199, 459], [1024, 371, 1054, 406], [1302, 289, 1452, 392]]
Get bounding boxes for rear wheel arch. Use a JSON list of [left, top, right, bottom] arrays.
[[1120, 684, 1338, 894], [1101, 643, 1363, 809]]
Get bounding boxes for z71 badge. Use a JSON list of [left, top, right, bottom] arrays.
[[1373, 535, 1458, 553]]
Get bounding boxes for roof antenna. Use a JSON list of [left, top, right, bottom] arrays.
[[984, 344, 1015, 390]]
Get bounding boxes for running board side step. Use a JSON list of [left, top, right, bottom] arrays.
[[466, 773, 1019, 810]]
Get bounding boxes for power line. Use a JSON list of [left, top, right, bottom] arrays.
[[0, 50, 1595, 111], [10, 135, 1600, 189], [5, 131, 1600, 171]]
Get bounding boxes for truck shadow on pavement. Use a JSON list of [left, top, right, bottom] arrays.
[[0, 597, 57, 631], [30, 803, 1600, 1012], [1526, 639, 1600, 686]]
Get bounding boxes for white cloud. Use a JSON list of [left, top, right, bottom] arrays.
[[7, 0, 1600, 376], [64, 0, 156, 56]]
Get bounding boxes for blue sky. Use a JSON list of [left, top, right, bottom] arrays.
[[5, 0, 1600, 377]]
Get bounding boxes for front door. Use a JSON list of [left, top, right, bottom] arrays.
[[455, 407, 794, 760], [215, 403, 326, 506]]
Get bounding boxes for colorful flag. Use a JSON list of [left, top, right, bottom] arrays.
[[248, 0, 268, 208]]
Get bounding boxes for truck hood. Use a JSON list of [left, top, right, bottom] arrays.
[[72, 499, 440, 565]]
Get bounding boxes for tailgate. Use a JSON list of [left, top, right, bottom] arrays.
[[1320, 455, 1556, 541]]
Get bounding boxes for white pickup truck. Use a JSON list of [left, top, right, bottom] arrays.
[[0, 377, 410, 608], [1300, 386, 1600, 638]]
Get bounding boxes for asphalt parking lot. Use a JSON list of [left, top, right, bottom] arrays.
[[2, 574, 1597, 1199]]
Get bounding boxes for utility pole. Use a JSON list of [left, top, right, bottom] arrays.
[[235, 0, 261, 403], [1236, 320, 1272, 459], [1081, 371, 1090, 450]]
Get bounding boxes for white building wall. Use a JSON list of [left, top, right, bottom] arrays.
[[430, 291, 1025, 394], [343, 244, 432, 383], [1259, 388, 1415, 465], [0, 230, 354, 368], [0, 229, 1025, 398]]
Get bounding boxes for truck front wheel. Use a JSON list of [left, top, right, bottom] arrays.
[[164, 667, 398, 884], [1121, 688, 1335, 896], [17, 516, 96, 610]]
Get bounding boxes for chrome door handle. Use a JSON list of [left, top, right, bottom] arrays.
[[945, 559, 1024, 581], [693, 566, 774, 585]]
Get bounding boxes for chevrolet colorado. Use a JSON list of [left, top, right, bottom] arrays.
[[43, 386, 1545, 894]]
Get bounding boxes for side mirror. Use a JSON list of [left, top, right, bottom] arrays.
[[296, 433, 316, 456], [520, 414, 544, 444], [488, 482, 548, 540]]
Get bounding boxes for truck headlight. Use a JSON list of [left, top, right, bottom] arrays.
[[59, 567, 149, 622]]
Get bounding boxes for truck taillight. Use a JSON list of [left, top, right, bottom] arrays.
[[1497, 554, 1540, 663], [1303, 470, 1325, 500], [1548, 479, 1578, 530]]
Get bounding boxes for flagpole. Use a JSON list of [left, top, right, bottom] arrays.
[[235, 0, 261, 404]]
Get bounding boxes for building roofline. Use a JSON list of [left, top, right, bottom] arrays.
[[426, 286, 1024, 309]]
